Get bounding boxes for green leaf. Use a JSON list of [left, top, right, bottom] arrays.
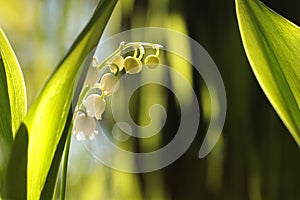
[[0, 28, 26, 196], [5, 123, 28, 199], [0, 28, 27, 135], [16, 0, 118, 199], [236, 0, 300, 145], [40, 110, 72, 199]]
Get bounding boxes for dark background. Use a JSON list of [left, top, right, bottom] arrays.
[[129, 0, 300, 199]]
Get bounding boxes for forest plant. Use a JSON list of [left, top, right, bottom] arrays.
[[72, 42, 161, 141], [0, 0, 163, 198], [1, 0, 299, 199]]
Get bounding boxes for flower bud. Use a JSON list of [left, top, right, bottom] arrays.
[[144, 55, 160, 69], [108, 55, 124, 74], [98, 73, 119, 96], [72, 112, 98, 141], [83, 94, 106, 120], [123, 56, 142, 74]]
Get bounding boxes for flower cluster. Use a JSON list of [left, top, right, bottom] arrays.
[[72, 42, 162, 141]]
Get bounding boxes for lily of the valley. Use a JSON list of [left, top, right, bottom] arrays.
[[108, 55, 124, 74], [72, 112, 98, 141], [145, 55, 160, 69], [83, 94, 106, 120], [98, 73, 119, 96], [123, 56, 142, 74]]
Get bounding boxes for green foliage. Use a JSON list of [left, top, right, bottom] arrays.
[[5, 123, 28, 199], [1, 0, 118, 199], [236, 0, 300, 145], [0, 28, 27, 135], [0, 28, 27, 197], [40, 112, 72, 199]]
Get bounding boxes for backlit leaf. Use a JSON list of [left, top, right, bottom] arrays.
[[236, 0, 300, 145]]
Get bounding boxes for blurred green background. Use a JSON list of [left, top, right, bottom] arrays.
[[1, 0, 300, 199]]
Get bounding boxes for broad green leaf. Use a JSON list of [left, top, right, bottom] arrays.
[[0, 28, 27, 135], [0, 28, 26, 196], [5, 123, 28, 199], [0, 50, 12, 197], [236, 0, 300, 145], [16, 0, 118, 199], [40, 111, 72, 199]]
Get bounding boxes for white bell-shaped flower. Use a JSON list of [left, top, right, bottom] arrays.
[[98, 73, 119, 96], [84, 57, 100, 86], [72, 112, 98, 141], [83, 94, 106, 120], [108, 55, 124, 74], [123, 56, 143, 74]]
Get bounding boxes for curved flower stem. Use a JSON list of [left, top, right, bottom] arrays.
[[76, 85, 91, 107], [137, 45, 145, 61], [96, 41, 162, 71], [97, 43, 124, 70], [60, 128, 72, 200], [154, 45, 160, 57], [133, 48, 138, 58]]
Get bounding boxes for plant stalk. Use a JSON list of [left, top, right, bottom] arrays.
[[60, 129, 72, 200]]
